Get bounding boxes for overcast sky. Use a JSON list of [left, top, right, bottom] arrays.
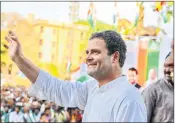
[[1, 2, 160, 26]]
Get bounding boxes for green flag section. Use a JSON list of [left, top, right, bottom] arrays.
[[146, 39, 160, 80], [76, 75, 89, 83], [88, 15, 94, 28]]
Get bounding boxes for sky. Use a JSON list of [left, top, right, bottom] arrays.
[[1, 2, 158, 26]]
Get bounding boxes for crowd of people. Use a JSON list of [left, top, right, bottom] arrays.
[[1, 85, 83, 122]]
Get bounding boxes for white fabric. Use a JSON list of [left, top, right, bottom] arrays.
[[28, 69, 147, 122], [9, 111, 24, 122]]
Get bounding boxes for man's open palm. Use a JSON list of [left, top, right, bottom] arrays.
[[5, 31, 23, 62]]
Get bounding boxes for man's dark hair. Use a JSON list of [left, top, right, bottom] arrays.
[[44, 107, 50, 112], [128, 67, 138, 75], [165, 52, 171, 59], [89, 30, 127, 67]]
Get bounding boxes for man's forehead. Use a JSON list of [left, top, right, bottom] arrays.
[[165, 55, 174, 65], [88, 38, 106, 46], [87, 38, 106, 50], [128, 70, 136, 74]]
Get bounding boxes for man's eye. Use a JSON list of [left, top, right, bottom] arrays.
[[93, 51, 99, 54]]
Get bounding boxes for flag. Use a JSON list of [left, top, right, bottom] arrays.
[[66, 60, 72, 73], [134, 14, 139, 27], [146, 39, 160, 80], [113, 2, 118, 29], [134, 2, 144, 27], [87, 2, 94, 28]]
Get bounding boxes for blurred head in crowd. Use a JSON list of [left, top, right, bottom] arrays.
[[23, 106, 29, 113], [127, 67, 138, 84], [31, 101, 40, 114], [34, 107, 40, 115], [4, 106, 9, 113], [44, 108, 51, 116], [148, 69, 157, 81], [164, 52, 174, 85], [40, 113, 49, 122], [15, 106, 21, 113], [23, 103, 30, 113]]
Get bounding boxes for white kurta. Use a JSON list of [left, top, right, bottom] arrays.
[[28, 69, 147, 122], [9, 111, 24, 122]]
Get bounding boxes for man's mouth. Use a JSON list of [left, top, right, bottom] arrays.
[[165, 73, 173, 81], [88, 64, 97, 67], [165, 74, 171, 78]]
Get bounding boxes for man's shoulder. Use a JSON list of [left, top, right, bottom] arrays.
[[144, 79, 163, 91], [116, 81, 143, 101], [142, 79, 164, 98]]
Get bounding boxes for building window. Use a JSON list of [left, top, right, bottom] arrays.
[[40, 26, 44, 33], [80, 32, 83, 40], [51, 54, 54, 61], [53, 29, 56, 34], [67, 30, 72, 37], [39, 39, 43, 45], [38, 52, 42, 59], [52, 42, 56, 48]]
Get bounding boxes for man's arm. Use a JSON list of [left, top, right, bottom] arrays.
[[13, 55, 39, 83], [28, 70, 89, 110], [5, 30, 89, 110]]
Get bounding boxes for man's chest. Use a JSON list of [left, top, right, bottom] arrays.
[[83, 91, 121, 122]]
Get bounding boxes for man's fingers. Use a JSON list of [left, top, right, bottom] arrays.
[[3, 44, 9, 49], [8, 33, 18, 41], [5, 36, 12, 43], [9, 30, 16, 36]]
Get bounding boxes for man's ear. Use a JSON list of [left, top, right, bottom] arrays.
[[112, 51, 120, 63]]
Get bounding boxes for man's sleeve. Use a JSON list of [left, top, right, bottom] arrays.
[[28, 69, 88, 110], [141, 87, 156, 122], [115, 98, 147, 122]]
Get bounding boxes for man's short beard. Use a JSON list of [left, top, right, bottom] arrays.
[[88, 68, 109, 80], [165, 75, 174, 86]]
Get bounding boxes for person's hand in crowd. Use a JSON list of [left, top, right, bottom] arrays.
[[40, 104, 46, 113]]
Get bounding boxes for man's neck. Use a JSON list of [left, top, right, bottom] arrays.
[[98, 72, 122, 87]]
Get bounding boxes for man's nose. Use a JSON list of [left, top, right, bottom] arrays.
[[86, 54, 93, 63], [165, 67, 171, 73]]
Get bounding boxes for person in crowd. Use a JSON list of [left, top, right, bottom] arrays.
[[44, 107, 52, 122], [40, 113, 49, 122], [9, 104, 24, 122], [23, 104, 33, 122], [127, 67, 141, 89], [142, 51, 174, 122], [4, 30, 146, 122], [55, 107, 68, 122], [144, 68, 157, 88]]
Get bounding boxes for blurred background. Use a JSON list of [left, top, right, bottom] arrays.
[[1, 2, 174, 123], [1, 1, 173, 87]]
